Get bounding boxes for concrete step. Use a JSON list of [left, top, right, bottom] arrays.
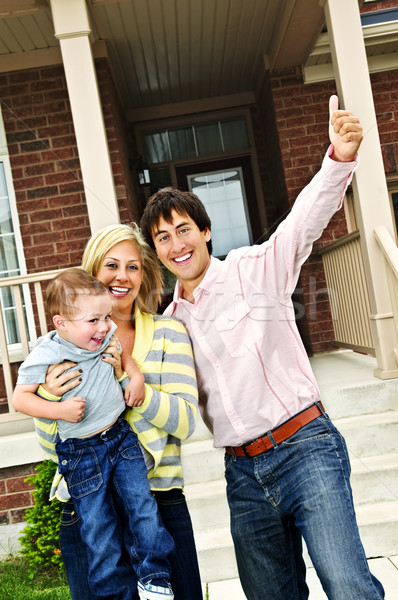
[[181, 438, 224, 485], [192, 500, 398, 584], [350, 453, 398, 505], [206, 557, 398, 600], [310, 350, 398, 420], [357, 500, 398, 558], [193, 524, 238, 583], [335, 410, 398, 458]]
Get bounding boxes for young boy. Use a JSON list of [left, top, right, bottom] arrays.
[[13, 268, 175, 600]]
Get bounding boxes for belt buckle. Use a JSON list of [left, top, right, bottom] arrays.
[[242, 435, 268, 457]]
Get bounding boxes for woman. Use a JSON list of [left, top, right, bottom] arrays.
[[36, 223, 203, 600]]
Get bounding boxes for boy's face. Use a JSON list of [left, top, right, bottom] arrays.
[[55, 293, 113, 351], [152, 209, 211, 294]]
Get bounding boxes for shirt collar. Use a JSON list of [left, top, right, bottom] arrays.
[[170, 255, 221, 309]]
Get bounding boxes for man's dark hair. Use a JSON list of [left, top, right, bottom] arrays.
[[140, 187, 212, 255]]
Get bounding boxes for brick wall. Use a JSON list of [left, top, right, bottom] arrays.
[[0, 59, 139, 274], [0, 463, 37, 526], [0, 58, 141, 408]]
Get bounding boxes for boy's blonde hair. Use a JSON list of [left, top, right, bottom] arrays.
[[81, 223, 163, 314], [46, 268, 108, 319]]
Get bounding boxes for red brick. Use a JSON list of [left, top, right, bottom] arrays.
[[0, 492, 31, 510], [42, 148, 76, 161], [10, 508, 29, 523], [37, 254, 70, 268], [51, 135, 78, 149], [66, 226, 91, 241], [13, 175, 45, 190], [25, 163, 56, 176], [49, 193, 83, 208], [30, 209, 62, 223], [6, 476, 33, 493], [45, 171, 79, 185], [0, 512, 9, 525]]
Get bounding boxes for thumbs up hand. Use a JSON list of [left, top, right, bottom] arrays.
[[328, 95, 363, 162]]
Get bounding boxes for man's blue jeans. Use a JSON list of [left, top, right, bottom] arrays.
[[225, 414, 385, 600], [60, 489, 203, 600], [56, 418, 175, 600]]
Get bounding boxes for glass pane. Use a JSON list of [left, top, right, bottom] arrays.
[[143, 132, 171, 163], [149, 166, 172, 196], [188, 168, 251, 258], [0, 161, 23, 344], [221, 118, 249, 151], [195, 122, 222, 155], [168, 127, 196, 160]]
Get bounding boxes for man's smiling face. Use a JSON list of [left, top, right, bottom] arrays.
[[152, 209, 211, 299]]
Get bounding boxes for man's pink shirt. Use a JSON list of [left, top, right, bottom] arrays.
[[165, 147, 358, 447]]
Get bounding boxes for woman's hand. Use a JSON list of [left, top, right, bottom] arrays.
[[42, 362, 82, 397], [101, 336, 123, 379], [122, 354, 145, 407]]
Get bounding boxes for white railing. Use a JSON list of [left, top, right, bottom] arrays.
[[374, 225, 398, 363], [0, 269, 61, 424], [319, 230, 375, 355]]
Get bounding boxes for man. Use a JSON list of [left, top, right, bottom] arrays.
[[140, 96, 384, 599]]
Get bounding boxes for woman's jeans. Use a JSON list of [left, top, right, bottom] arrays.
[[60, 488, 203, 600], [225, 414, 385, 600], [56, 418, 175, 600]]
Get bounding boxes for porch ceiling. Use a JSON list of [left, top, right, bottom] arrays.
[[0, 0, 328, 113]]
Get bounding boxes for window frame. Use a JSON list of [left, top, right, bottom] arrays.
[[0, 105, 36, 359]]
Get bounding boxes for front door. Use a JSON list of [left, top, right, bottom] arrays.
[[175, 156, 261, 258]]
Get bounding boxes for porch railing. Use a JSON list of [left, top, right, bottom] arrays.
[[374, 225, 398, 363], [0, 269, 61, 424], [319, 230, 375, 355]]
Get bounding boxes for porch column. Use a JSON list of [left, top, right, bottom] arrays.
[[324, 0, 398, 378], [49, 0, 120, 232]]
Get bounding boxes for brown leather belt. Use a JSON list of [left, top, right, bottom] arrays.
[[225, 403, 324, 458]]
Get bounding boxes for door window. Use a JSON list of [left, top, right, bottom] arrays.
[[187, 168, 251, 257]]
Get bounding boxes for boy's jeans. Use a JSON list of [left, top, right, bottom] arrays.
[[60, 488, 203, 600], [56, 418, 174, 600], [225, 414, 385, 600]]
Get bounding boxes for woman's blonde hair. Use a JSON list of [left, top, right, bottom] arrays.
[[81, 223, 163, 314]]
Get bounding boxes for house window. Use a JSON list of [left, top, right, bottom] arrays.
[[0, 106, 32, 346], [142, 117, 249, 164]]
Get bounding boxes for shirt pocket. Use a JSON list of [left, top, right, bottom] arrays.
[[214, 299, 261, 357]]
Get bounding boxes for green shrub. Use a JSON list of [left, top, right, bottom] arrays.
[[19, 460, 64, 579]]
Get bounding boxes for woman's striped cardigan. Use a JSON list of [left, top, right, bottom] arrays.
[[35, 308, 198, 496]]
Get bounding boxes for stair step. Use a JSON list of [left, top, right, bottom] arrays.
[[193, 501, 398, 584], [193, 525, 238, 583], [350, 453, 398, 504], [181, 438, 224, 485], [310, 350, 398, 419], [357, 501, 398, 558], [335, 410, 398, 458], [206, 557, 398, 600]]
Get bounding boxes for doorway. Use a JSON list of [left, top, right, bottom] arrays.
[[175, 156, 262, 258]]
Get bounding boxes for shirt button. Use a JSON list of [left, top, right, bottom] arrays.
[[61, 460, 67, 465]]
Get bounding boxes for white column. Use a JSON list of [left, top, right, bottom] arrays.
[[324, 0, 398, 378], [49, 0, 120, 232]]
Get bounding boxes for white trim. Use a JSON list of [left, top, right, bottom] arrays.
[[0, 106, 36, 345], [304, 20, 398, 83]]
